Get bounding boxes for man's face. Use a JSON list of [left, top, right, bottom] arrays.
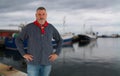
[[36, 10, 47, 25]]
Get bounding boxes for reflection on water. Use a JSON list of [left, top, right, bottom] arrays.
[[51, 38, 120, 76], [0, 38, 120, 76]]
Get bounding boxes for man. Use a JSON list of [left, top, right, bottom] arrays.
[[15, 7, 63, 76]]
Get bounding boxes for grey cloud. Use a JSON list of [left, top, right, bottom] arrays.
[[0, 0, 120, 34], [1, 0, 120, 13], [41, 0, 120, 11], [0, 0, 35, 13]]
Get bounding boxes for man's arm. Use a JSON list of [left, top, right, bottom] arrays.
[[48, 26, 63, 61], [15, 27, 30, 57], [15, 26, 34, 61], [52, 26, 63, 55]]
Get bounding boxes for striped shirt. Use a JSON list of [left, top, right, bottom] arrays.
[[15, 22, 63, 65]]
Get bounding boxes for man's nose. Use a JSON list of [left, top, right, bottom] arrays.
[[40, 15, 44, 18]]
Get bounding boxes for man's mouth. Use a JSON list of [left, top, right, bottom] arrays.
[[40, 18, 44, 20]]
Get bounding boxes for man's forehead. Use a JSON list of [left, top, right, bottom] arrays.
[[37, 10, 46, 13]]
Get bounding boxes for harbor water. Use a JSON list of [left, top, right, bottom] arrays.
[[0, 38, 120, 76]]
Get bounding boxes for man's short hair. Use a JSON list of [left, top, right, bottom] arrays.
[[36, 7, 46, 11]]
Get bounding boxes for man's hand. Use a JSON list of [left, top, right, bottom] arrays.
[[23, 54, 33, 62], [49, 54, 58, 62]]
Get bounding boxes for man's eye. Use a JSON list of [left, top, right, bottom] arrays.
[[38, 14, 45, 15]]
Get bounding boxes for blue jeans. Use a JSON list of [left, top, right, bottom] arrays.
[[27, 64, 52, 76]]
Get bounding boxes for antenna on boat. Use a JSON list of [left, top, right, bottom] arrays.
[[63, 16, 66, 33]]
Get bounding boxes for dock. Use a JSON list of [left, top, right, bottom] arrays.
[[0, 63, 27, 76]]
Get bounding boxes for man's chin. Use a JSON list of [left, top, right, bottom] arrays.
[[38, 20, 45, 25]]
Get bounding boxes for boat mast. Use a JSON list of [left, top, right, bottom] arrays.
[[63, 16, 66, 33]]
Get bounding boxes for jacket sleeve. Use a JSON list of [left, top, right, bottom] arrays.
[[53, 26, 63, 55], [15, 27, 28, 56]]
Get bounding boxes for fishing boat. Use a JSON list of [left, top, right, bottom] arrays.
[[72, 24, 97, 43], [78, 32, 97, 42], [53, 32, 73, 47], [4, 33, 73, 50]]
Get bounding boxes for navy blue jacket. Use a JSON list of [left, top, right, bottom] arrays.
[[15, 22, 62, 65]]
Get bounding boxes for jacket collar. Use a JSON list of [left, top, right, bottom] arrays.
[[34, 20, 48, 34]]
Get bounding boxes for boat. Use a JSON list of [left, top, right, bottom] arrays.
[[4, 33, 73, 50], [53, 32, 73, 47], [4, 37, 27, 50], [72, 24, 97, 43], [78, 32, 97, 42]]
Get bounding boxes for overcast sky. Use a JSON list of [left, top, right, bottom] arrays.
[[0, 0, 120, 35]]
